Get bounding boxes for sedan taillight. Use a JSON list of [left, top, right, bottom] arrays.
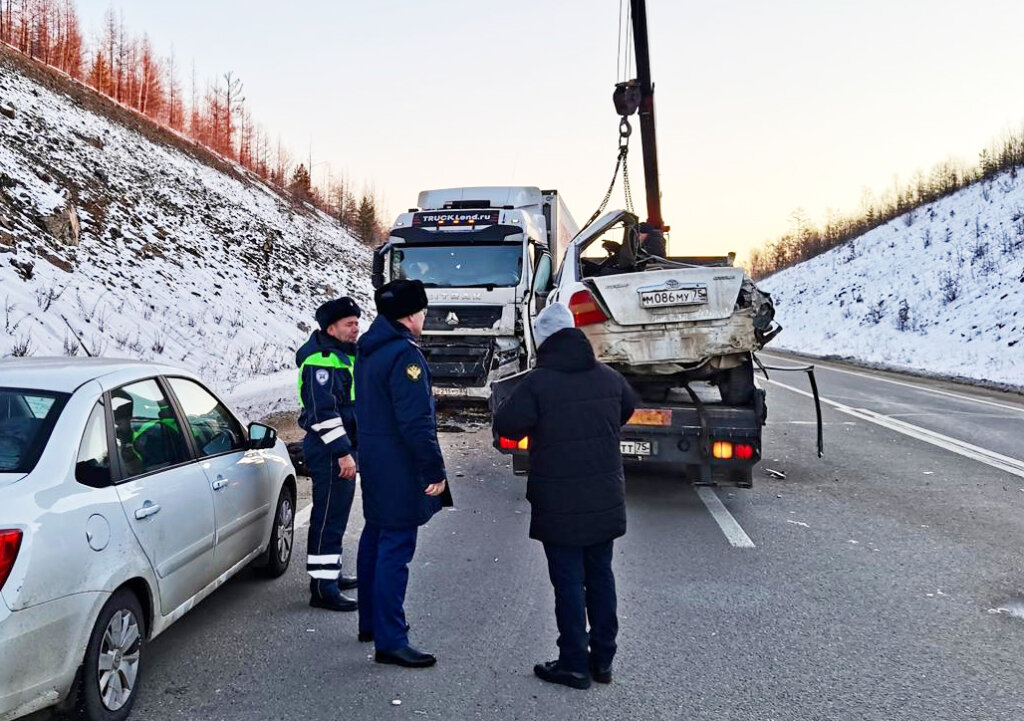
[[0, 530, 23, 593], [568, 290, 609, 327]]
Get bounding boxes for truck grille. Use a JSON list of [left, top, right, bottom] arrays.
[[419, 336, 495, 386], [424, 306, 503, 331]]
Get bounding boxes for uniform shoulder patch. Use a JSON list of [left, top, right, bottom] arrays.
[[405, 363, 423, 382], [315, 368, 331, 385]]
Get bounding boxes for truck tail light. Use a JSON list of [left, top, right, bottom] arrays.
[[568, 290, 609, 327], [499, 437, 530, 451], [734, 444, 755, 460], [0, 530, 23, 593], [712, 441, 734, 460]]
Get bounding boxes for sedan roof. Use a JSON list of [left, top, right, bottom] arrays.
[[0, 357, 193, 393]]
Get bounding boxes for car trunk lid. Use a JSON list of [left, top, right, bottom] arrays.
[[587, 266, 744, 327]]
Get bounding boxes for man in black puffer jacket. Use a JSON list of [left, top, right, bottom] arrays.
[[493, 303, 637, 690]]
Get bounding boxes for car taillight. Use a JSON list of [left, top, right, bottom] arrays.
[[0, 530, 23, 593], [499, 436, 530, 451], [568, 290, 609, 327]]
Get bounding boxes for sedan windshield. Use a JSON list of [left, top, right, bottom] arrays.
[[0, 388, 69, 474], [391, 244, 523, 288]]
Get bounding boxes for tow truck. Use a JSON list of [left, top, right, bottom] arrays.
[[492, 0, 822, 484]]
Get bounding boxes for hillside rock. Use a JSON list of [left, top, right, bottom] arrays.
[[43, 199, 79, 245]]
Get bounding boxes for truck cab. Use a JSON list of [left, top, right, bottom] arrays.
[[374, 186, 578, 400]]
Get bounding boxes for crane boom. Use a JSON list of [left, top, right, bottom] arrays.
[[630, 0, 663, 231]]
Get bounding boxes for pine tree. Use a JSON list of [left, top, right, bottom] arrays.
[[289, 164, 312, 204], [356, 195, 377, 245]]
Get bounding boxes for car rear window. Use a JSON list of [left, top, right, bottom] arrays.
[[0, 388, 69, 474]]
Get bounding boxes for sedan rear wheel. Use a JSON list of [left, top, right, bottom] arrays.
[[80, 588, 146, 721]]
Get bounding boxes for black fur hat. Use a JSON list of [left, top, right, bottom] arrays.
[[375, 279, 428, 321], [315, 297, 361, 331]]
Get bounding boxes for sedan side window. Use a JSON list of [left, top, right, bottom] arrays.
[[167, 378, 245, 457], [111, 380, 190, 479], [76, 401, 111, 487]]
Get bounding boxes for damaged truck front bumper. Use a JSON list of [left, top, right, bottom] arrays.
[[419, 335, 521, 400]]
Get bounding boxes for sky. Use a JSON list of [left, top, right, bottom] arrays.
[[74, 0, 1024, 262]]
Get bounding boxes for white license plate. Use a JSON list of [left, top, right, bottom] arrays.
[[620, 440, 653, 456], [433, 386, 467, 397], [639, 287, 708, 308]]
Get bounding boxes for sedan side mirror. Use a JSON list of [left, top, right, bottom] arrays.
[[247, 423, 277, 451]]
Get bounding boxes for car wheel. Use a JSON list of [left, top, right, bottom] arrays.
[[258, 485, 295, 578], [79, 588, 146, 721]]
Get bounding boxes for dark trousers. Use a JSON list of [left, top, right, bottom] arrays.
[[357, 522, 418, 651], [543, 540, 618, 674], [304, 436, 356, 598]]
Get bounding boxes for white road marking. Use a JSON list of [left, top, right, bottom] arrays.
[[296, 503, 313, 529], [696, 486, 756, 548], [766, 378, 1024, 480], [760, 353, 1024, 415]]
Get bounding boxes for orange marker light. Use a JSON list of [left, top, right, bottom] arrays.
[[628, 409, 672, 427], [712, 441, 734, 460]]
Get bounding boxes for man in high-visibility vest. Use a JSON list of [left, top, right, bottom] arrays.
[[297, 297, 362, 611]]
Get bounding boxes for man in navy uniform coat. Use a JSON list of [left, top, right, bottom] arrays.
[[296, 297, 362, 612], [355, 279, 452, 668], [493, 303, 637, 689]]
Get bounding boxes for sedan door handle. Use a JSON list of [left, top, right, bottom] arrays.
[[134, 502, 161, 520], [212, 479, 229, 491]]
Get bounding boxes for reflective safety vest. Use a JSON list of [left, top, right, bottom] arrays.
[[297, 352, 356, 408], [129, 417, 180, 463], [132, 417, 179, 442]]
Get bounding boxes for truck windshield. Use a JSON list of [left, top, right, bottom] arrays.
[[391, 244, 523, 288], [0, 388, 69, 474]]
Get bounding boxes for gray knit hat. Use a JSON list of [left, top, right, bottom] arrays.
[[533, 303, 576, 348]]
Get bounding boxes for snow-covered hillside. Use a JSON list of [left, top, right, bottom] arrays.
[[760, 169, 1024, 389], [0, 48, 373, 413]]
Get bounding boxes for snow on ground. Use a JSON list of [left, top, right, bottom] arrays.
[[0, 51, 374, 413], [760, 169, 1024, 389]]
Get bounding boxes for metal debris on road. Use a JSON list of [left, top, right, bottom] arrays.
[[764, 468, 787, 479], [786, 520, 809, 527], [392, 699, 403, 706]]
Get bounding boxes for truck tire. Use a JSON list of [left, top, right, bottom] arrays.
[[512, 454, 530, 476], [729, 466, 753, 488], [717, 358, 756, 406]]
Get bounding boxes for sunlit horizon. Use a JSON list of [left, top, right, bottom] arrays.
[[71, 0, 1024, 264]]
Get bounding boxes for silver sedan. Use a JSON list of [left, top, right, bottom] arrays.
[[0, 359, 296, 721]]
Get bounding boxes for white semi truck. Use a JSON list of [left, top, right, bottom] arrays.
[[372, 186, 579, 400]]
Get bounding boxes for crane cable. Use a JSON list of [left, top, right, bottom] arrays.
[[579, 1, 636, 235]]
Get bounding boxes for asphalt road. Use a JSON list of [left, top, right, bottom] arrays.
[[75, 358, 1024, 720]]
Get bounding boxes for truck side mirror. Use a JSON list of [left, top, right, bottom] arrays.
[[532, 254, 553, 296], [371, 245, 387, 289]]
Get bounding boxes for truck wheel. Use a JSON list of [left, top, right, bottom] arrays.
[[79, 588, 146, 721], [512, 454, 530, 476], [717, 359, 756, 406], [729, 466, 753, 488]]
